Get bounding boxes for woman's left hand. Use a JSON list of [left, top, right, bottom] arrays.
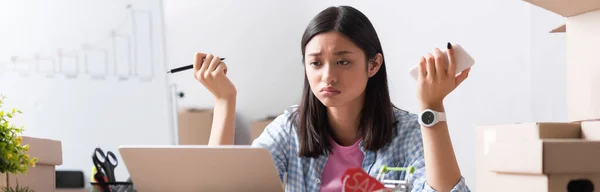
[[417, 43, 471, 110]]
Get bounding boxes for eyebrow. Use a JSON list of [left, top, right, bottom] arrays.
[[307, 50, 354, 56]]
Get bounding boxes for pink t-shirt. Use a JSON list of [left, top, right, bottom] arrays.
[[319, 137, 365, 192]]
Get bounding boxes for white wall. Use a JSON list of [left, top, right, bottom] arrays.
[[528, 5, 568, 122]]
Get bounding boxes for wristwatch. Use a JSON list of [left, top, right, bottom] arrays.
[[418, 109, 446, 127]]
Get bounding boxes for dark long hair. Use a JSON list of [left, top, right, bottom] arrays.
[[290, 5, 398, 158]]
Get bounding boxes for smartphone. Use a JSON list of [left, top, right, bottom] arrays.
[[408, 44, 475, 80]]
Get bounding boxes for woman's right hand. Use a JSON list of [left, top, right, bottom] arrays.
[[194, 53, 237, 100]]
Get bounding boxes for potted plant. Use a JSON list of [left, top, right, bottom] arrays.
[[0, 95, 38, 192]]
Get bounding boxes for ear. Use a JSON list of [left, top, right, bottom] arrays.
[[367, 53, 383, 78]]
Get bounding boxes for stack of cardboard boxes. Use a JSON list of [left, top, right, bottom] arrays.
[[476, 122, 600, 191], [476, 0, 600, 191], [177, 107, 281, 145], [250, 115, 278, 142], [177, 108, 213, 145], [0, 136, 63, 192]]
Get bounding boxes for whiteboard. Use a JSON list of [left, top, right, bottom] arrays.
[[0, 0, 174, 184]]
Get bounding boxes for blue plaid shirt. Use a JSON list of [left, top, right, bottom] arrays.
[[252, 105, 471, 192]]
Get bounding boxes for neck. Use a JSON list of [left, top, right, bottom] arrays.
[[327, 94, 364, 146]]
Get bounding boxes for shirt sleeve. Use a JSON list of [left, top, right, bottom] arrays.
[[409, 156, 471, 192], [250, 108, 294, 182], [402, 115, 471, 192]]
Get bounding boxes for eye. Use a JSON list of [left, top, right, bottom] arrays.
[[337, 60, 350, 65], [309, 61, 321, 66]]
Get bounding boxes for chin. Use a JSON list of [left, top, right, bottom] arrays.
[[316, 96, 344, 108]]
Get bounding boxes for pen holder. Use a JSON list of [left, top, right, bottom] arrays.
[[90, 181, 134, 192]]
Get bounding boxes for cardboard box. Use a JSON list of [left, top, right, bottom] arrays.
[[489, 139, 600, 174], [582, 121, 600, 140], [0, 136, 63, 192], [523, 0, 600, 121], [481, 122, 581, 141], [481, 122, 600, 174], [476, 122, 600, 191], [478, 172, 600, 192], [177, 108, 213, 145], [475, 126, 491, 192], [250, 116, 278, 142], [479, 122, 580, 156]]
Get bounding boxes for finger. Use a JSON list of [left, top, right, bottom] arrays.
[[194, 53, 207, 81], [194, 52, 206, 71], [433, 48, 445, 77], [194, 70, 203, 81], [425, 53, 436, 78], [455, 67, 471, 86], [212, 62, 228, 76], [418, 57, 427, 77], [208, 55, 221, 72], [447, 42, 456, 76], [200, 54, 213, 78]]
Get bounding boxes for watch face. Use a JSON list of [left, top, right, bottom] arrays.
[[421, 111, 435, 125]]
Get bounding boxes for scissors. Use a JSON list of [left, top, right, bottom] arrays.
[[91, 163, 111, 192], [92, 147, 118, 183]]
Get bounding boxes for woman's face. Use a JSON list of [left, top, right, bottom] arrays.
[[304, 31, 380, 108]]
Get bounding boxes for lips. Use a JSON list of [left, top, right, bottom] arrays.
[[320, 86, 341, 96], [321, 86, 340, 92]]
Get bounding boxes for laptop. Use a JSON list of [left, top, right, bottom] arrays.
[[118, 145, 284, 192]]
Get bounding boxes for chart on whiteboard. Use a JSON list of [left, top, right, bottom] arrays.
[[0, 0, 159, 82], [0, 0, 173, 181]]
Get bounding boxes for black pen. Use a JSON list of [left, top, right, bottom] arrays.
[[166, 58, 225, 74]]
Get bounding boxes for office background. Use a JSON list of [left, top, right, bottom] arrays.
[[0, 0, 567, 190]]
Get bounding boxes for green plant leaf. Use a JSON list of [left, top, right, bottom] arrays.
[[2, 182, 35, 192], [0, 96, 36, 175]]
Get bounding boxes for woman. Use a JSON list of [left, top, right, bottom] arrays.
[[193, 5, 471, 192]]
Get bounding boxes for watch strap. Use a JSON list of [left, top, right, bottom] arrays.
[[437, 111, 446, 122]]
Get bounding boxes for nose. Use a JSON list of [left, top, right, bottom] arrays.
[[321, 62, 337, 85]]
